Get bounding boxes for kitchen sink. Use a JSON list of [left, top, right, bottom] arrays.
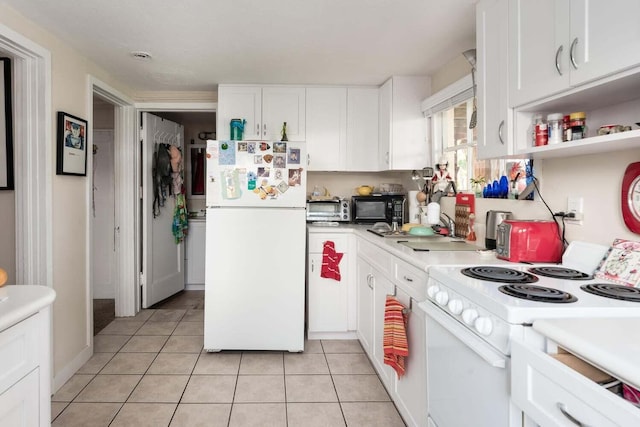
[[397, 239, 478, 251]]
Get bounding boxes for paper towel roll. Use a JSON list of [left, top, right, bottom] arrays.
[[426, 202, 441, 225], [408, 190, 421, 223]]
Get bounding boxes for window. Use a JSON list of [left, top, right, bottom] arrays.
[[423, 75, 528, 197]]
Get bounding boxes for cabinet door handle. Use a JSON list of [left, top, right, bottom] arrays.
[[555, 45, 564, 76], [263, 124, 267, 137], [311, 259, 314, 273], [307, 154, 310, 166], [403, 275, 413, 282], [256, 123, 260, 134], [498, 120, 505, 145], [556, 403, 586, 426], [569, 37, 579, 69]]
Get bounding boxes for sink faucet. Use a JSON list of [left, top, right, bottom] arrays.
[[440, 213, 456, 237]]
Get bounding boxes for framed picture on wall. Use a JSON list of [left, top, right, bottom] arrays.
[[0, 57, 14, 190], [56, 111, 88, 176]]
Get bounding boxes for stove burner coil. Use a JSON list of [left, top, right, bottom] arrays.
[[499, 284, 578, 303], [528, 266, 592, 280], [581, 283, 640, 302], [461, 266, 538, 284]]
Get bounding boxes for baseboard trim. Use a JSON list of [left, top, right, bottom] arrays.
[[52, 344, 92, 393], [185, 284, 205, 291], [307, 331, 358, 340]]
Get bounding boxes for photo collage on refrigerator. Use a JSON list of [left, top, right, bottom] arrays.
[[207, 140, 303, 200]]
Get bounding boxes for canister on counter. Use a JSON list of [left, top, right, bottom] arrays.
[[569, 112, 587, 140], [547, 113, 564, 144]]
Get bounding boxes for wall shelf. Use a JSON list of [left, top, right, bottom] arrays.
[[515, 129, 640, 159]]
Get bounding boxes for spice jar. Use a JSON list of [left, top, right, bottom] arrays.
[[569, 112, 587, 140], [532, 114, 548, 147], [547, 113, 563, 144], [563, 115, 571, 142]]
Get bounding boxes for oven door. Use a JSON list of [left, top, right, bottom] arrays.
[[423, 301, 516, 427]]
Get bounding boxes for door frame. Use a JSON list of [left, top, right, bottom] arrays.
[[134, 102, 216, 311], [0, 23, 52, 289], [88, 77, 136, 317]]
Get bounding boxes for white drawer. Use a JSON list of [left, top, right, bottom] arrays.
[[0, 314, 39, 395], [357, 238, 392, 277], [394, 259, 427, 301], [308, 234, 349, 254], [511, 339, 640, 427]]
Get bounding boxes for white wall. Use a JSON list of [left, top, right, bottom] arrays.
[[0, 3, 134, 384]]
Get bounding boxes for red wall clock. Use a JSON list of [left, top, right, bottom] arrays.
[[621, 162, 640, 234]]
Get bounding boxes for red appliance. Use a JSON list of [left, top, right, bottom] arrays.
[[495, 220, 563, 263]]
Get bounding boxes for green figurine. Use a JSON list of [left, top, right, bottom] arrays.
[[281, 122, 288, 142]]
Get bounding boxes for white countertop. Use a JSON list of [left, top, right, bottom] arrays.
[[0, 285, 56, 332], [308, 223, 510, 272], [534, 318, 640, 390]]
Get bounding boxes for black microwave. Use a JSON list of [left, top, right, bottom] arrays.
[[351, 195, 406, 225]]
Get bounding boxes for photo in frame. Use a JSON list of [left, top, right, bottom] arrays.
[[56, 111, 88, 176], [0, 57, 14, 190]]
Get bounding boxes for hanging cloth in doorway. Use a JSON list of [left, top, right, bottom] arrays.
[[172, 192, 189, 244]]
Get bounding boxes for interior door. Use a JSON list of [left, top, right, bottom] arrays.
[[91, 129, 116, 299], [141, 112, 185, 308]]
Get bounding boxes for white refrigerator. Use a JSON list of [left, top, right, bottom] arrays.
[[204, 140, 306, 352]]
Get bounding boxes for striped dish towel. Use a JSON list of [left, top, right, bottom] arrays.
[[320, 241, 344, 281], [383, 295, 409, 377]]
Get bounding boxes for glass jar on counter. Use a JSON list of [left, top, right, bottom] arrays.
[[569, 112, 587, 140], [547, 113, 564, 144]]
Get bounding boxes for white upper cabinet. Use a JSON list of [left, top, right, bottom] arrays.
[[306, 87, 347, 171], [477, 0, 513, 159], [378, 76, 431, 170], [262, 87, 306, 141], [346, 87, 379, 171], [217, 85, 305, 141], [509, 0, 640, 108], [569, 0, 640, 87], [509, 0, 570, 107], [217, 86, 262, 140]]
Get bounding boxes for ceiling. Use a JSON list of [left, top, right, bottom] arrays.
[[4, 0, 477, 92]]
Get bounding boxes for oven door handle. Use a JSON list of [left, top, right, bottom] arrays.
[[422, 301, 507, 369]]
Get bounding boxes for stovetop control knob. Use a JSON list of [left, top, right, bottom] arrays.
[[461, 308, 478, 325], [434, 291, 449, 306], [474, 316, 493, 336], [447, 299, 463, 315], [427, 285, 440, 299]]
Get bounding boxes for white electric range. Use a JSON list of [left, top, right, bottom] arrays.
[[418, 241, 640, 427]]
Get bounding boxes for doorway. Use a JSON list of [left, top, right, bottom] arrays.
[[137, 109, 215, 309], [91, 96, 116, 334]]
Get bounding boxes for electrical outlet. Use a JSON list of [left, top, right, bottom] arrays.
[[567, 196, 584, 222]]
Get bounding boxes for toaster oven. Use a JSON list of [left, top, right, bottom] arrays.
[[306, 199, 351, 222], [496, 220, 563, 263]]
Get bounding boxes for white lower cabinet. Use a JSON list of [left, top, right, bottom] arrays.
[[393, 287, 427, 427], [307, 232, 356, 339], [0, 300, 54, 427], [0, 368, 39, 426], [512, 339, 640, 426], [370, 268, 396, 391], [185, 220, 206, 285], [356, 236, 428, 427]]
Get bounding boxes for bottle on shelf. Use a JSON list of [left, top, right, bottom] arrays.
[[531, 114, 548, 147]]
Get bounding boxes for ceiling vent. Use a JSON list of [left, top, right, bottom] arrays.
[[130, 51, 152, 60]]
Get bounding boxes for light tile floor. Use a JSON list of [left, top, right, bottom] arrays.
[[53, 297, 406, 426]]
